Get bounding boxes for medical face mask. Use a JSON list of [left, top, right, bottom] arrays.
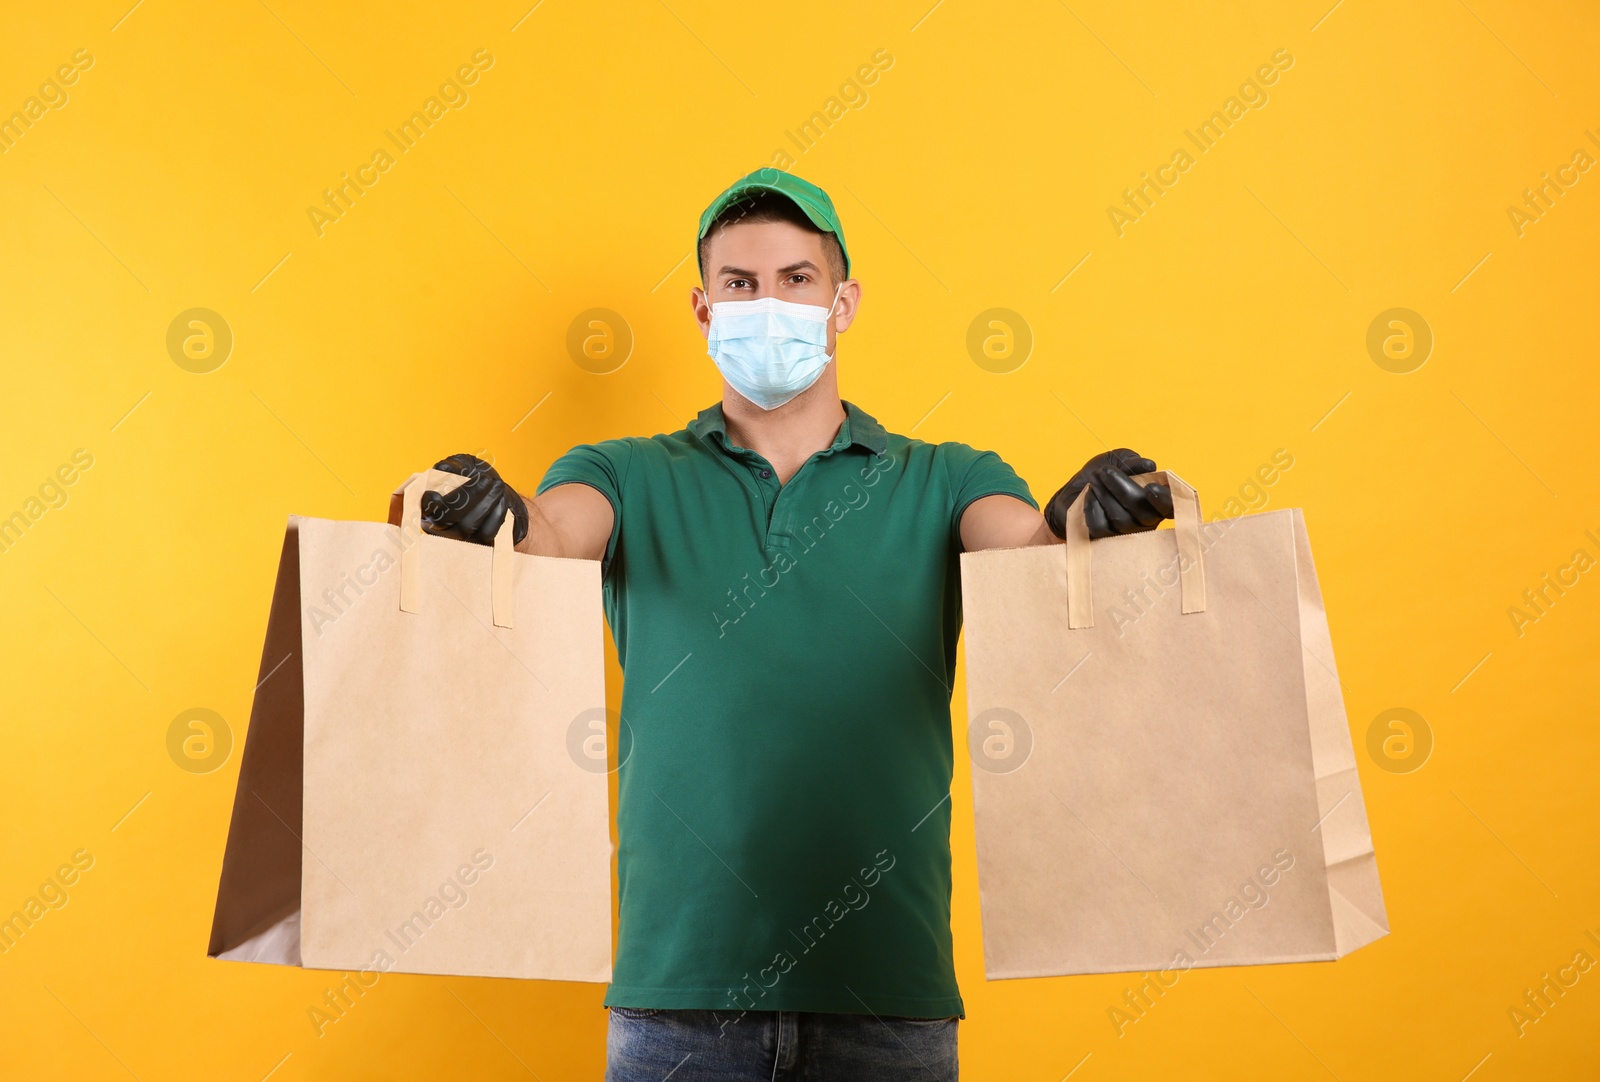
[[704, 283, 844, 411]]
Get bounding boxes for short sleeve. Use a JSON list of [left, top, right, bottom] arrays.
[[534, 438, 634, 574], [943, 443, 1038, 548]]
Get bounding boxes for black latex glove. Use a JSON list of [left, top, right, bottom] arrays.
[[1045, 448, 1174, 540], [420, 453, 530, 546]]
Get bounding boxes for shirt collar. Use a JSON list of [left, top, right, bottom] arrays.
[[688, 400, 889, 456]]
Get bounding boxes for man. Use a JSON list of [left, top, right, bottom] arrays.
[[420, 170, 1173, 1081]]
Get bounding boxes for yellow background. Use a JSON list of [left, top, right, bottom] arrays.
[[3, 0, 1598, 1077]]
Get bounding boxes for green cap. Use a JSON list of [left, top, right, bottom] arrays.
[[697, 168, 850, 278]]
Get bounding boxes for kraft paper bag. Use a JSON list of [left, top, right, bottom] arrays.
[[207, 470, 613, 981], [958, 471, 1387, 979]]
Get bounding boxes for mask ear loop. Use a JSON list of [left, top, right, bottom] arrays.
[[821, 280, 846, 363], [823, 280, 846, 323]]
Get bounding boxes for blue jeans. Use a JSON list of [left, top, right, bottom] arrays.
[[605, 1007, 959, 1081]]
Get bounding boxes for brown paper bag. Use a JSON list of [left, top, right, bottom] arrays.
[[958, 471, 1387, 979], [207, 471, 613, 981]]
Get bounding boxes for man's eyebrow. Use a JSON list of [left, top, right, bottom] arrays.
[[714, 260, 822, 277]]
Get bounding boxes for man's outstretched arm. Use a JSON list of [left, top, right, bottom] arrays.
[[959, 492, 1060, 552], [417, 453, 613, 561], [518, 483, 612, 560], [959, 448, 1174, 553]]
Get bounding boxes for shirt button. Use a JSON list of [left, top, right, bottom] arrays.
[[759, 468, 772, 479]]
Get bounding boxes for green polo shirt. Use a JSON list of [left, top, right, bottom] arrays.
[[535, 400, 1037, 1018]]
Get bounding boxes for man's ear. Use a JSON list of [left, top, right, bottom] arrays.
[[690, 285, 712, 338], [834, 280, 861, 334]]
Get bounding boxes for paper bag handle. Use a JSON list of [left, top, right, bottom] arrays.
[[399, 469, 517, 628], [1064, 469, 1206, 629]]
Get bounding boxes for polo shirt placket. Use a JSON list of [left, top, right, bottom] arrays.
[[703, 413, 880, 554]]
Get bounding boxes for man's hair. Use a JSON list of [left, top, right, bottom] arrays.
[[698, 190, 847, 287]]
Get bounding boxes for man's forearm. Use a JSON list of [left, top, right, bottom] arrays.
[[512, 483, 615, 561], [960, 493, 1064, 552], [515, 494, 567, 557]]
